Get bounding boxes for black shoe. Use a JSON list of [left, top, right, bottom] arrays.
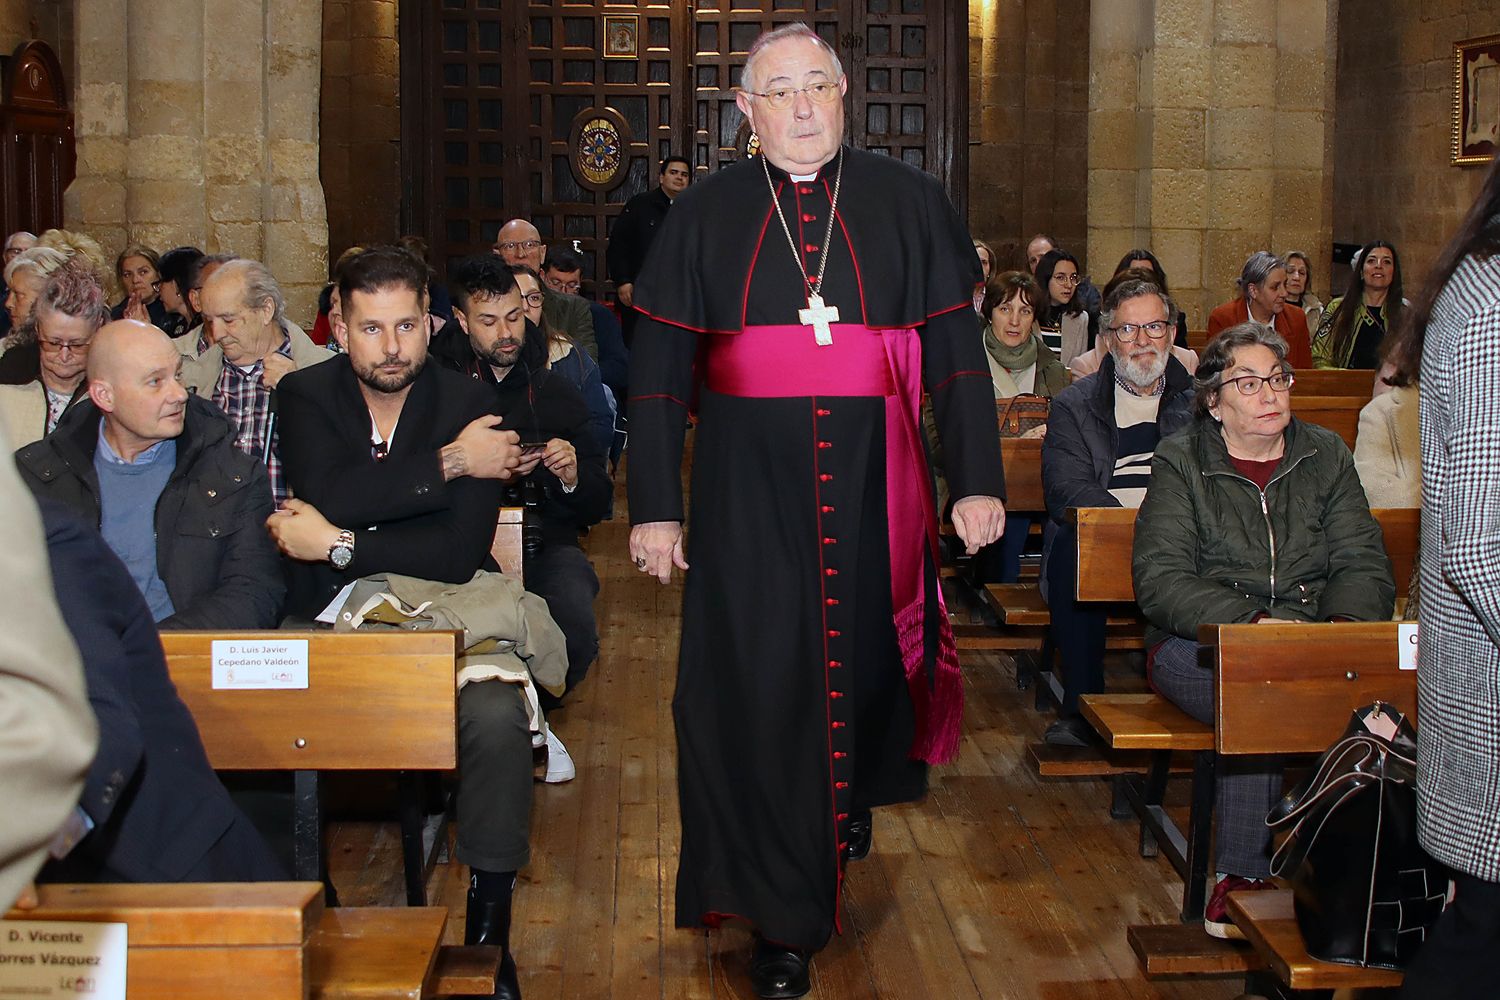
[[844, 808, 873, 862], [465, 869, 522, 1000], [1043, 717, 1098, 748], [749, 937, 811, 999]]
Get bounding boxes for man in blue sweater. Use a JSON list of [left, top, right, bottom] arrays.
[[17, 319, 284, 630]]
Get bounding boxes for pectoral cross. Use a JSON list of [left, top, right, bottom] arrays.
[[799, 293, 840, 347]]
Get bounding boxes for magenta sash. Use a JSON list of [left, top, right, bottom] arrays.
[[702, 324, 963, 765]]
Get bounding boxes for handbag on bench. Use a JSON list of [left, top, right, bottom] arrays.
[[1265, 702, 1447, 970], [996, 394, 1050, 438]]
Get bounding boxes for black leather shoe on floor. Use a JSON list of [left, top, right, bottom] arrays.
[[1043, 717, 1097, 748], [844, 809, 873, 862], [465, 869, 522, 1000], [749, 938, 811, 999]]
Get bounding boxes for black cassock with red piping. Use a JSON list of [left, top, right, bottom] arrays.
[[626, 147, 1005, 951]]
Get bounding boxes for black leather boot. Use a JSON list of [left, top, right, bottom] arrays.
[[465, 869, 521, 1000], [844, 808, 873, 862]]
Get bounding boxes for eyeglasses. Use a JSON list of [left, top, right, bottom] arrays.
[[496, 240, 543, 254], [521, 291, 544, 307], [547, 277, 581, 295], [1107, 320, 1171, 341], [742, 82, 841, 111], [37, 338, 91, 356], [1052, 273, 1081, 286], [1222, 371, 1295, 395]]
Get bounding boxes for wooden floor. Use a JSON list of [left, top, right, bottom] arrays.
[[328, 476, 1239, 999]]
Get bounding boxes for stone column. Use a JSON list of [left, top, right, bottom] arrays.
[[1086, 0, 1336, 327], [68, 0, 328, 326]]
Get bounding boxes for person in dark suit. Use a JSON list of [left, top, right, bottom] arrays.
[[267, 246, 529, 1000], [35, 497, 284, 884], [606, 154, 690, 347]]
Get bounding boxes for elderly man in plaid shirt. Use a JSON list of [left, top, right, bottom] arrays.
[[180, 259, 333, 501]]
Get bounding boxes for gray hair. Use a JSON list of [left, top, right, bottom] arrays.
[[1235, 251, 1285, 296], [4, 246, 69, 286], [213, 258, 286, 328], [743, 22, 844, 92], [1192, 321, 1291, 418], [1099, 277, 1178, 334]]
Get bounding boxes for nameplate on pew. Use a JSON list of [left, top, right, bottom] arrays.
[[0, 920, 126, 999], [211, 639, 310, 690], [1398, 622, 1418, 671]]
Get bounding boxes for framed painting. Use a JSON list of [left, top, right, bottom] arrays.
[[1453, 33, 1500, 165], [602, 14, 639, 60]]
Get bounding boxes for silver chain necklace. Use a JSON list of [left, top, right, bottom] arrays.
[[762, 149, 845, 346]]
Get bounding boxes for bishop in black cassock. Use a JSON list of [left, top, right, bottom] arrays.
[[626, 24, 1005, 991]]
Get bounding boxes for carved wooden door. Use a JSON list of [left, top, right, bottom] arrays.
[[0, 42, 75, 238]]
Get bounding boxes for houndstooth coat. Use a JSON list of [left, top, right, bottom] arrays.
[[1417, 249, 1500, 882]]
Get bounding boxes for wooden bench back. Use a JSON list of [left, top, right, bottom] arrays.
[[5, 882, 324, 1000], [162, 631, 459, 771], [1072, 506, 1418, 603], [1290, 395, 1364, 449], [492, 506, 524, 580], [1000, 437, 1045, 512], [1204, 621, 1418, 756], [1290, 369, 1376, 399]]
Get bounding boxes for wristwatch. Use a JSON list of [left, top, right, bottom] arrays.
[[329, 529, 356, 570]]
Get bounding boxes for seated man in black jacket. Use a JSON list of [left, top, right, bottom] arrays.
[[430, 257, 612, 739], [267, 247, 527, 1000], [17, 319, 284, 630], [1038, 275, 1194, 746], [36, 498, 284, 884]]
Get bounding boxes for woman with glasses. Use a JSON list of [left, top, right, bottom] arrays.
[[1132, 322, 1395, 940], [1207, 251, 1313, 368], [1282, 250, 1323, 335], [0, 263, 110, 445], [1311, 240, 1405, 370], [1033, 248, 1093, 367], [110, 244, 170, 329]]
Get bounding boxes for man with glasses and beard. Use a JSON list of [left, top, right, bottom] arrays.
[[268, 247, 532, 1000], [1038, 275, 1196, 747]]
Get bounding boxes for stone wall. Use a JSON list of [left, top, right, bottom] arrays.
[[321, 0, 401, 260], [1088, 0, 1337, 327], [0, 0, 69, 68], [66, 0, 328, 327], [1333, 0, 1500, 292], [968, 0, 1091, 273]]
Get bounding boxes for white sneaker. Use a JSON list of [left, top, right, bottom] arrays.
[[542, 728, 575, 784]]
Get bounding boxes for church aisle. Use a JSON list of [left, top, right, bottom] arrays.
[[330, 472, 1238, 999]]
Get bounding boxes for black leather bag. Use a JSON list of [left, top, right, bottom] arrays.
[[1265, 702, 1447, 970]]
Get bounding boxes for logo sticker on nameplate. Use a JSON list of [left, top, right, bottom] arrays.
[[1398, 623, 1418, 671], [0, 920, 126, 999], [211, 639, 310, 690]]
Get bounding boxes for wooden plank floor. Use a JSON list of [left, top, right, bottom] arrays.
[[328, 474, 1238, 999]]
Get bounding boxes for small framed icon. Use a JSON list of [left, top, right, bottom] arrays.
[[603, 14, 639, 60]]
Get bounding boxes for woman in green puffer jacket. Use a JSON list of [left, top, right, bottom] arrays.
[[1131, 322, 1396, 940]]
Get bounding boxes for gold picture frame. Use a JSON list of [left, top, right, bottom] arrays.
[[1453, 33, 1500, 166], [602, 14, 639, 60]]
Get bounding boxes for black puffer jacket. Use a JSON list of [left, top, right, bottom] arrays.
[[1132, 415, 1395, 641], [15, 394, 284, 629]]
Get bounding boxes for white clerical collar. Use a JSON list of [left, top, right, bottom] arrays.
[[790, 172, 817, 182]]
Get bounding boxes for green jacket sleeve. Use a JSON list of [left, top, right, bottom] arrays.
[[1132, 440, 1265, 638], [1315, 440, 1397, 620], [1310, 297, 1342, 369]]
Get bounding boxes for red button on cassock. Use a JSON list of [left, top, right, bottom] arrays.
[[804, 243, 819, 253], [823, 537, 837, 545], [816, 408, 831, 416], [825, 598, 839, 606], [837, 812, 849, 821], [802, 213, 816, 222], [825, 568, 839, 576], [818, 441, 832, 449], [830, 691, 844, 699], [828, 629, 841, 637], [828, 660, 842, 668], [835, 781, 849, 789], [831, 721, 845, 729], [819, 474, 833, 482], [821, 505, 835, 513], [834, 751, 848, 759], [799, 185, 813, 194]]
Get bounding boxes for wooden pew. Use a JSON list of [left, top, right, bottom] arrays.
[[6, 883, 499, 999], [161, 631, 460, 907], [1290, 368, 1377, 398], [491, 507, 524, 580], [1159, 622, 1416, 992], [1000, 436, 1044, 512], [1290, 394, 1365, 449], [1075, 507, 1417, 926]]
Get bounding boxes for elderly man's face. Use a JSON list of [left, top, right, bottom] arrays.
[[201, 270, 278, 365], [1027, 238, 1054, 274], [3, 232, 36, 265], [493, 222, 545, 271], [735, 36, 847, 174], [1106, 293, 1172, 389]]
